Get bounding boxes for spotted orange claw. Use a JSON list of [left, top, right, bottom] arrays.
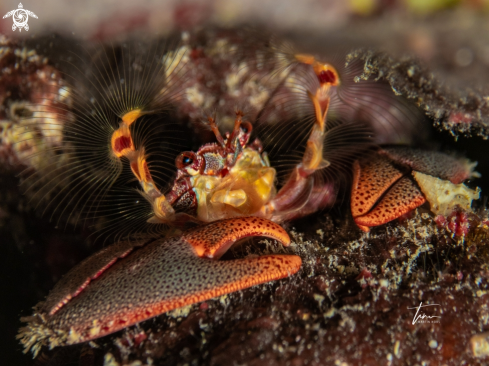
[[351, 147, 479, 232], [18, 217, 301, 356], [351, 155, 425, 232]]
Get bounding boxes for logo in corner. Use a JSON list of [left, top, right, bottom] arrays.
[[3, 3, 38, 32]]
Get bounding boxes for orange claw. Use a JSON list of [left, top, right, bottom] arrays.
[[183, 216, 291, 259], [351, 157, 426, 232], [354, 176, 426, 229], [18, 218, 300, 354], [351, 157, 404, 219]]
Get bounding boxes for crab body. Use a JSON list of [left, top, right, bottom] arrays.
[[165, 117, 278, 222]]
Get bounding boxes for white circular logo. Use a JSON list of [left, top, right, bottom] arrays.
[[3, 3, 38, 32]]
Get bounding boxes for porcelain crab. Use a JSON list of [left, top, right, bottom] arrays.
[[18, 35, 481, 357]]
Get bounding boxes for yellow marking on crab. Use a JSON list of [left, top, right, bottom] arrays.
[[301, 92, 331, 173], [137, 152, 150, 182], [294, 53, 316, 65], [134, 150, 163, 199], [412, 171, 480, 215], [210, 189, 247, 207], [121, 109, 143, 125], [67, 327, 82, 345], [193, 186, 210, 221], [152, 195, 176, 222], [252, 169, 276, 202], [191, 175, 220, 191], [186, 167, 201, 176], [191, 148, 277, 222], [231, 149, 263, 170]]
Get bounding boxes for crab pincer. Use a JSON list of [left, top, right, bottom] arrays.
[[18, 217, 301, 357], [351, 147, 480, 231]]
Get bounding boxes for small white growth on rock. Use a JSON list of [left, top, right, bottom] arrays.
[[412, 171, 480, 215], [219, 294, 230, 307], [393, 340, 401, 357], [470, 332, 489, 358], [103, 353, 120, 366], [17, 312, 69, 357], [167, 304, 193, 319], [313, 293, 325, 307], [164, 45, 190, 78]]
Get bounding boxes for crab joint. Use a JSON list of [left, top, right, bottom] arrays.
[[295, 54, 340, 87], [111, 108, 145, 159], [111, 124, 135, 158], [110, 110, 170, 216], [150, 195, 176, 223]]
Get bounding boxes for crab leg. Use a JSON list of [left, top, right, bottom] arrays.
[[18, 217, 301, 355], [267, 79, 336, 220], [298, 56, 341, 175], [301, 92, 331, 174]]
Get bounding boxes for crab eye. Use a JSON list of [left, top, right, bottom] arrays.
[[176, 152, 197, 170], [240, 121, 252, 134]]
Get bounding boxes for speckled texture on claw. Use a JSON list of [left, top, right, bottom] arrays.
[[379, 147, 479, 184], [183, 216, 290, 258], [18, 217, 301, 357], [351, 157, 404, 218], [354, 176, 426, 227], [351, 148, 480, 231]]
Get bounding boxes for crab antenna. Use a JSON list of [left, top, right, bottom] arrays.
[[208, 115, 225, 147], [227, 110, 245, 150]]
